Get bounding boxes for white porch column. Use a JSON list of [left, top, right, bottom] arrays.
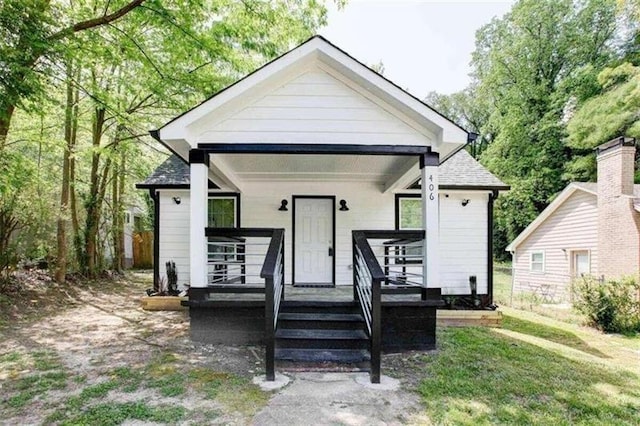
[[189, 149, 209, 288], [420, 153, 440, 288]]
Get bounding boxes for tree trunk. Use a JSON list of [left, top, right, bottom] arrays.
[[55, 61, 75, 283], [111, 146, 125, 273], [0, 105, 15, 152], [83, 106, 107, 276], [118, 151, 126, 269]]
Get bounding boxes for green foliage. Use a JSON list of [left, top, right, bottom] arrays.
[[418, 327, 640, 424], [0, 0, 330, 277], [55, 402, 186, 426], [462, 0, 621, 256], [565, 62, 640, 179], [573, 276, 640, 334]]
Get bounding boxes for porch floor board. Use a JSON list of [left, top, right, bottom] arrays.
[[202, 284, 430, 303]]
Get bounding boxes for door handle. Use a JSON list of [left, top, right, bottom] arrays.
[[328, 247, 334, 257]]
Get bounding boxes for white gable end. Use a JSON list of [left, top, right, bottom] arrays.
[[193, 67, 435, 146]]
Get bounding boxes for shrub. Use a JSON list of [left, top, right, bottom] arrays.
[[572, 276, 640, 334]]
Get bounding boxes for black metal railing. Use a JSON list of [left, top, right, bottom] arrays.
[[204, 228, 284, 381], [262, 229, 285, 382], [352, 231, 385, 383], [352, 230, 427, 383], [380, 231, 425, 290], [205, 228, 279, 291]]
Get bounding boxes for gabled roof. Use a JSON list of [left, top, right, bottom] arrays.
[[137, 149, 506, 191], [155, 35, 469, 160], [506, 181, 640, 251]]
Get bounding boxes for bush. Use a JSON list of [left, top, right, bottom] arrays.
[[572, 276, 640, 334]]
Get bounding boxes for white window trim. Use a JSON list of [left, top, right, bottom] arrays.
[[569, 249, 591, 277], [530, 251, 545, 273]]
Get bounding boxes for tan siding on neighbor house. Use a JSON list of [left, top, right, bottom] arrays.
[[513, 190, 598, 300]]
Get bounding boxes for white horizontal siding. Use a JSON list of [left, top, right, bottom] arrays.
[[440, 193, 488, 295], [158, 190, 191, 290], [195, 69, 433, 146], [513, 190, 598, 300], [157, 184, 491, 296]]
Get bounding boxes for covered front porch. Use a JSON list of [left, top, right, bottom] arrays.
[[183, 144, 445, 384]]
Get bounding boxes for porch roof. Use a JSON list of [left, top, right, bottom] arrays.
[[137, 149, 507, 191]]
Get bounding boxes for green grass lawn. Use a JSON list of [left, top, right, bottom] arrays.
[[416, 309, 640, 425]]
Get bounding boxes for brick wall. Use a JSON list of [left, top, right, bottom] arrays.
[[596, 138, 640, 279]]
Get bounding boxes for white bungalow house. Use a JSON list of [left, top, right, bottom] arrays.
[[507, 137, 639, 302], [137, 36, 507, 382]]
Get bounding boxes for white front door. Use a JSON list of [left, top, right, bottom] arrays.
[[294, 197, 334, 285]]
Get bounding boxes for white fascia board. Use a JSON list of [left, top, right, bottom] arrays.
[[505, 184, 591, 251], [383, 158, 420, 194]]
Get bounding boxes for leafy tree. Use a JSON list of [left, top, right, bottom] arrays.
[[2, 0, 333, 281], [469, 0, 619, 258], [566, 62, 640, 181]]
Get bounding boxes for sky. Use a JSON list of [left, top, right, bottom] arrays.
[[320, 0, 515, 97]]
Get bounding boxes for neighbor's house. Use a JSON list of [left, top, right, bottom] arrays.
[[137, 36, 507, 382], [507, 137, 639, 302]]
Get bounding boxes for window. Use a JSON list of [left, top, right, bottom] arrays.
[[207, 195, 240, 262], [395, 196, 423, 263], [571, 250, 590, 276], [398, 197, 422, 230], [530, 251, 545, 273], [208, 197, 236, 228]]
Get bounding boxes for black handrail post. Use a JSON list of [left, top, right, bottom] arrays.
[[370, 276, 381, 384], [264, 276, 275, 381], [280, 239, 285, 301], [260, 229, 285, 382], [352, 234, 359, 303]]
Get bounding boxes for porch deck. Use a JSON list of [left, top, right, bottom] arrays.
[[200, 284, 429, 303]]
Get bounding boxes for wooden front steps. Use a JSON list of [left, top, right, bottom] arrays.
[[275, 301, 371, 365]]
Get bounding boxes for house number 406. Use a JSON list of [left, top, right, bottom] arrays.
[[428, 175, 435, 201]]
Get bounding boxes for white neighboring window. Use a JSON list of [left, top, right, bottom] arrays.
[[571, 250, 590, 276], [530, 251, 545, 273]]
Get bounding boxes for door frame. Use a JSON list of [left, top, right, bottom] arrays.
[[292, 195, 336, 287]]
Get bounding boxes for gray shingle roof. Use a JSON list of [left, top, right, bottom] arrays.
[[138, 149, 509, 190], [137, 155, 190, 188], [438, 149, 508, 189]]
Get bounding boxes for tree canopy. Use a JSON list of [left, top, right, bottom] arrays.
[[427, 0, 637, 259], [0, 0, 332, 279]]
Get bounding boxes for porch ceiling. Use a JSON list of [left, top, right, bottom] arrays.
[[214, 153, 418, 186]]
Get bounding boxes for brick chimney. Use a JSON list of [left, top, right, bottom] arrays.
[[596, 137, 640, 279]]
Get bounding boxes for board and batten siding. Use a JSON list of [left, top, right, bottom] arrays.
[[157, 184, 490, 295], [513, 190, 598, 300], [194, 69, 435, 146]]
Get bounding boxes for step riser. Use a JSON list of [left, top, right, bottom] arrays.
[[275, 349, 370, 363], [278, 320, 365, 330], [276, 339, 369, 350], [280, 306, 361, 315]]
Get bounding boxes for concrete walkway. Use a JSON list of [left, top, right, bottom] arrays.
[[252, 372, 423, 425]]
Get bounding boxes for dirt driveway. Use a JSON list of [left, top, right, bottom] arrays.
[[0, 272, 424, 425]]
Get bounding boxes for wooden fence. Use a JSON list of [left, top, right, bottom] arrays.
[[133, 231, 153, 268]]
